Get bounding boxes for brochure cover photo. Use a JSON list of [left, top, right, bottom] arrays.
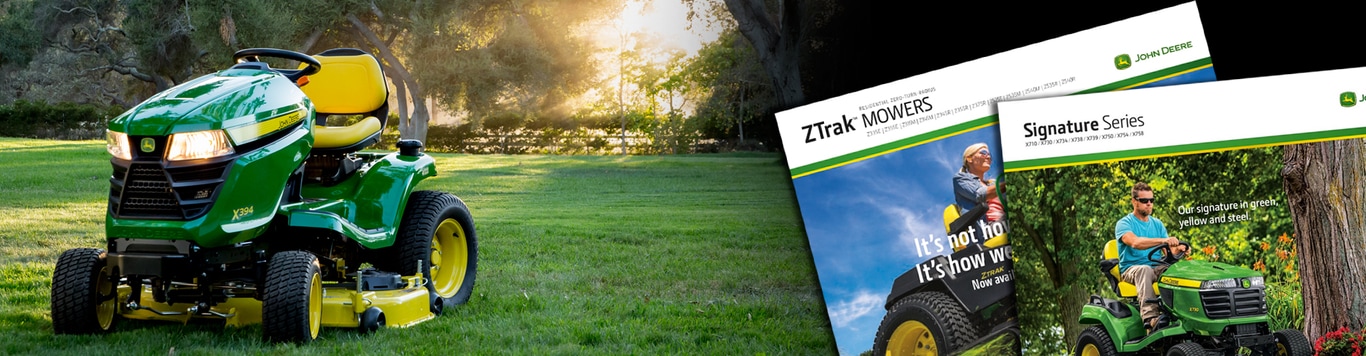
[[998, 67, 1366, 356], [773, 2, 1214, 355]]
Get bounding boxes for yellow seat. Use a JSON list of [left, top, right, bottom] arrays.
[[313, 117, 381, 149], [1104, 240, 1159, 298], [942, 205, 960, 235], [298, 49, 388, 151]]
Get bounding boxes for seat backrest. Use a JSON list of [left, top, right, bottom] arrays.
[[300, 48, 387, 118], [942, 205, 960, 235], [1103, 239, 1138, 297]]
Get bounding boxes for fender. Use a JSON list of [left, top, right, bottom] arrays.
[[287, 151, 438, 249]]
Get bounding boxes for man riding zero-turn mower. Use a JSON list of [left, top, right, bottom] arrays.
[[50, 48, 478, 343], [1073, 240, 1310, 356], [872, 204, 1017, 356]]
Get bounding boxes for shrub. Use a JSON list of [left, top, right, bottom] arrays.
[[0, 100, 124, 140]]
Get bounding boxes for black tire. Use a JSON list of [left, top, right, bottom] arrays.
[[1272, 329, 1312, 356], [378, 190, 478, 310], [872, 291, 979, 356], [262, 251, 323, 343], [1074, 325, 1119, 356], [51, 248, 118, 334], [1166, 341, 1206, 356]]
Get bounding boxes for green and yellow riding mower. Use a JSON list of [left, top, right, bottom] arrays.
[[49, 48, 478, 343], [1074, 240, 1309, 356]]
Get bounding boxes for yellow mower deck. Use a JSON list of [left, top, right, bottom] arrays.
[[116, 275, 434, 329]]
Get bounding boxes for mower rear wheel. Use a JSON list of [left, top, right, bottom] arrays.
[[1074, 326, 1118, 356], [385, 190, 478, 310], [1273, 329, 1312, 356], [873, 291, 979, 356], [262, 251, 323, 343], [51, 248, 118, 334], [1166, 341, 1206, 356]]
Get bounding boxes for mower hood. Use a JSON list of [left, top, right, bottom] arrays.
[[110, 69, 311, 137], [1164, 259, 1262, 282]]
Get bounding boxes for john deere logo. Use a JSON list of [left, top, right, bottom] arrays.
[[139, 138, 155, 153], [1114, 54, 1132, 70], [1241, 279, 1251, 289], [1341, 92, 1357, 107]]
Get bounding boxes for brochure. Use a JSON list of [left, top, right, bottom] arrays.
[[998, 67, 1366, 356], [773, 2, 1214, 355]]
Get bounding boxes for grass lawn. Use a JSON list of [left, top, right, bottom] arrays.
[[0, 137, 835, 355]]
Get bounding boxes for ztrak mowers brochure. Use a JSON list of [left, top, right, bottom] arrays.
[[772, 2, 1213, 355], [997, 66, 1366, 355]]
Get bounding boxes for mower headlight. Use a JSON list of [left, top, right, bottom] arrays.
[[1248, 276, 1264, 287], [1202, 278, 1238, 289], [167, 130, 235, 161], [106, 130, 132, 160]]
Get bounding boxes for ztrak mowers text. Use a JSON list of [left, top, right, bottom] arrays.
[[50, 48, 478, 343], [872, 204, 1017, 356], [1073, 240, 1310, 356]]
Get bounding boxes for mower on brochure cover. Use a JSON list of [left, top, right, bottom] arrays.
[[1073, 240, 1309, 356], [872, 204, 1018, 356], [50, 48, 478, 343]]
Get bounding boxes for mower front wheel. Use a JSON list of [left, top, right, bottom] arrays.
[[51, 248, 118, 334], [1074, 325, 1119, 356], [385, 190, 478, 311], [1273, 329, 1312, 356], [262, 251, 324, 343]]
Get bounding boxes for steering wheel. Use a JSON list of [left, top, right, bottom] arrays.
[[1147, 240, 1192, 265], [232, 48, 321, 82]]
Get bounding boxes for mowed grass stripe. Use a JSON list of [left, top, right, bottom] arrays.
[[0, 137, 834, 355]]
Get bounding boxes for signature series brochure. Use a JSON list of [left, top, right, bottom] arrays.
[[998, 66, 1366, 355]]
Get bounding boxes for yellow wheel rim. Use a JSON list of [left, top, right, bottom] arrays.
[[95, 265, 115, 330], [1081, 344, 1100, 356], [308, 272, 322, 339], [1277, 343, 1288, 356], [886, 320, 937, 356], [430, 218, 467, 298]]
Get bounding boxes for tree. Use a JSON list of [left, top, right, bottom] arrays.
[[721, 0, 802, 110], [1281, 139, 1366, 339], [394, 0, 611, 143], [0, 1, 42, 68], [682, 29, 773, 148]]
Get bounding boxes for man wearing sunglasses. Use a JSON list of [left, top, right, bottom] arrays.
[[1115, 181, 1188, 333]]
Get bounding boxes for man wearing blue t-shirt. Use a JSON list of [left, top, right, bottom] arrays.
[[1115, 182, 1188, 332]]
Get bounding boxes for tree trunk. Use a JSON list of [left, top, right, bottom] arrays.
[[348, 14, 429, 143], [297, 28, 323, 54], [1059, 280, 1087, 350], [386, 65, 411, 139], [1281, 139, 1366, 339], [723, 0, 804, 109]]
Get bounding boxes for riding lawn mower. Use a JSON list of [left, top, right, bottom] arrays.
[[1074, 240, 1310, 355], [49, 48, 478, 343]]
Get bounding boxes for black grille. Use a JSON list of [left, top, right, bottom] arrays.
[[1201, 288, 1266, 318], [110, 160, 232, 219]]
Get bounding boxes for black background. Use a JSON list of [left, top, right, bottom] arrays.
[[810, 1, 1362, 105]]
